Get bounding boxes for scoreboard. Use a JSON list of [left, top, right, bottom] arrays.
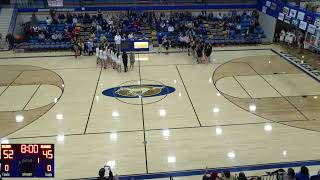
[[1, 144, 54, 178]]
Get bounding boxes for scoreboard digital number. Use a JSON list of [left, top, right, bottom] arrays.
[[1, 144, 54, 178]]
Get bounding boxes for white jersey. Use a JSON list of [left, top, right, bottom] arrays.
[[103, 51, 107, 60], [116, 56, 122, 65], [99, 50, 103, 59], [96, 48, 100, 57]]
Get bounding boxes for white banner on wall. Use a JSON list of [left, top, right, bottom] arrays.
[[283, 7, 290, 15], [307, 24, 316, 34], [315, 17, 320, 27], [47, 0, 63, 7], [299, 21, 308, 30], [289, 9, 297, 18], [266, 1, 271, 7], [297, 11, 305, 21], [278, 13, 285, 21], [262, 6, 267, 13]]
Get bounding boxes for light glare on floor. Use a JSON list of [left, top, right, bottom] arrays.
[[54, 97, 58, 103], [178, 92, 182, 97], [57, 134, 65, 143], [110, 133, 118, 141], [162, 129, 170, 138], [159, 109, 166, 117], [106, 160, 116, 168], [314, 96, 318, 99], [227, 151, 236, 159], [217, 92, 221, 96], [215, 127, 223, 135], [283, 150, 287, 157], [264, 124, 272, 132], [167, 156, 176, 163], [249, 105, 256, 111], [174, 80, 177, 84], [213, 107, 220, 113], [15, 114, 24, 123], [56, 113, 64, 120], [112, 111, 120, 118]]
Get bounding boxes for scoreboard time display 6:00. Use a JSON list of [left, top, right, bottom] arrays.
[[1, 144, 54, 178]]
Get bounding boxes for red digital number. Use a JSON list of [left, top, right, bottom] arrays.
[[21, 144, 27, 153], [21, 144, 39, 153], [4, 164, 9, 172], [47, 165, 52, 172], [3, 149, 14, 159], [42, 150, 53, 159]]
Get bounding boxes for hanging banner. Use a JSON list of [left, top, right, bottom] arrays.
[[297, 11, 305, 21], [284, 15, 292, 24], [315, 17, 320, 27], [299, 21, 308, 30], [266, 0, 271, 7], [283, 7, 290, 15], [307, 24, 316, 34], [289, 9, 297, 18], [47, 0, 63, 7], [291, 19, 299, 27], [278, 12, 285, 21], [262, 6, 267, 13]]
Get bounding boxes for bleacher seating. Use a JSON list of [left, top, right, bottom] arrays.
[[16, 10, 265, 51]]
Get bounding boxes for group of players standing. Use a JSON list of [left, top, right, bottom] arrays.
[[189, 36, 213, 64], [158, 34, 213, 64], [95, 44, 135, 72]]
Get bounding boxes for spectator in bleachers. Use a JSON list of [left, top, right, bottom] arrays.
[[97, 9, 103, 24], [284, 168, 296, 180], [97, 166, 113, 180], [39, 32, 45, 42], [168, 24, 174, 33], [58, 13, 65, 23], [114, 33, 122, 52], [217, 13, 223, 20], [51, 33, 58, 41], [296, 166, 310, 180], [221, 170, 235, 180], [72, 16, 78, 26], [66, 12, 72, 24], [30, 12, 38, 26], [46, 17, 52, 26], [128, 32, 134, 40], [203, 167, 219, 180], [238, 172, 247, 180], [310, 170, 320, 180], [5, 33, 15, 50]]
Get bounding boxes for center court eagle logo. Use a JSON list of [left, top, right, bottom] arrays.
[[102, 84, 176, 98]]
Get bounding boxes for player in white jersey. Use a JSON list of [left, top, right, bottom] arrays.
[[95, 47, 100, 66], [102, 50, 107, 69]]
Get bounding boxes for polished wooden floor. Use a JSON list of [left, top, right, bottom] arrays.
[[0, 45, 320, 179]]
